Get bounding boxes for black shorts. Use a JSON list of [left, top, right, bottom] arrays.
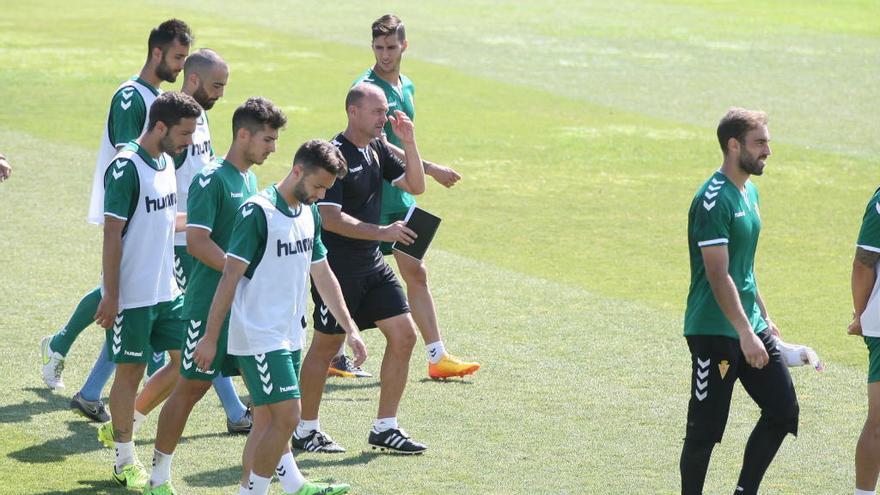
[[684, 331, 799, 444], [312, 262, 409, 335]]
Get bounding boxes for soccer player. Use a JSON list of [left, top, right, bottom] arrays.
[[293, 83, 428, 454], [40, 19, 192, 416], [143, 97, 286, 494], [0, 152, 11, 182], [332, 13, 479, 380], [95, 92, 201, 489], [680, 108, 798, 495], [193, 139, 361, 495], [848, 185, 880, 495]]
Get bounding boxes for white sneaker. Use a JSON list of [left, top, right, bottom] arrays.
[[40, 335, 66, 389]]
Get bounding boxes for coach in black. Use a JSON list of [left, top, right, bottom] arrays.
[[293, 83, 428, 455]]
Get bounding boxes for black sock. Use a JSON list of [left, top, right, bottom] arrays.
[[734, 416, 790, 494], [680, 437, 715, 495]]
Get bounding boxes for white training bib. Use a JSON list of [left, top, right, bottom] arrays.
[[228, 194, 316, 356], [87, 79, 160, 225], [103, 149, 181, 310], [174, 109, 213, 246]]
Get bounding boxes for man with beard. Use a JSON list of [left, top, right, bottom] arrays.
[[680, 108, 798, 495], [193, 139, 361, 495], [40, 20, 192, 418], [144, 97, 288, 495], [94, 92, 201, 489]]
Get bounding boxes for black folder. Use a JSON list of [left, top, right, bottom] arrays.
[[391, 206, 441, 261]]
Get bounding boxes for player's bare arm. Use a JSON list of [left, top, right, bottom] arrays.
[[387, 110, 425, 195], [755, 289, 780, 336], [94, 217, 125, 329], [0, 153, 11, 182], [186, 226, 226, 271], [382, 138, 461, 188], [319, 204, 416, 246], [193, 256, 247, 370], [310, 260, 367, 366], [850, 246, 880, 335], [175, 212, 187, 232], [702, 244, 769, 368]]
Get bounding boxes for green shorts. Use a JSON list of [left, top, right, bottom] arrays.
[[379, 209, 411, 256], [866, 337, 880, 383], [174, 245, 194, 293], [180, 314, 240, 380], [106, 295, 185, 364], [238, 349, 302, 406]]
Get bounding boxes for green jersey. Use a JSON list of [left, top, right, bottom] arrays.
[[684, 171, 767, 338], [857, 188, 880, 337], [183, 158, 258, 318], [353, 68, 416, 214]]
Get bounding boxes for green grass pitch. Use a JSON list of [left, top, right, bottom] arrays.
[[0, 0, 878, 493]]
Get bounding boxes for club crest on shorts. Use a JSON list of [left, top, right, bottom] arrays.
[[718, 360, 730, 379]]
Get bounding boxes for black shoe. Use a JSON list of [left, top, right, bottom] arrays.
[[327, 354, 372, 378], [368, 428, 427, 455], [291, 429, 346, 453], [70, 392, 111, 423], [227, 404, 253, 435]]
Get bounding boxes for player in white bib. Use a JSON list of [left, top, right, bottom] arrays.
[[94, 92, 202, 490], [39, 20, 192, 423], [193, 140, 365, 495]]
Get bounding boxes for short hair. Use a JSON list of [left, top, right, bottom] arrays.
[[372, 14, 405, 42], [293, 139, 348, 179], [232, 97, 288, 137], [183, 48, 225, 77], [345, 83, 383, 111], [147, 92, 202, 131], [716, 107, 768, 154], [147, 19, 193, 55]]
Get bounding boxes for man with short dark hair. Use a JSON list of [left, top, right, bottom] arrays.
[[40, 19, 193, 416], [96, 92, 201, 489], [194, 139, 361, 495], [143, 97, 288, 494], [293, 83, 428, 455], [335, 13, 480, 380], [680, 108, 798, 495]]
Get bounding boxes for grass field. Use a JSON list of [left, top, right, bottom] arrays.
[[0, 1, 878, 493]]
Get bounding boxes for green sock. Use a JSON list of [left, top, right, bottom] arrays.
[[50, 287, 102, 356]]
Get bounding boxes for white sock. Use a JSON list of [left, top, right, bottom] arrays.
[[295, 418, 320, 439], [275, 451, 306, 493], [425, 341, 446, 364], [133, 410, 147, 434], [114, 441, 136, 469], [372, 417, 398, 433], [248, 472, 272, 495], [855, 489, 876, 495], [150, 449, 174, 487], [239, 484, 250, 495]]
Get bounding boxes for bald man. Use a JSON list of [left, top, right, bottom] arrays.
[[293, 83, 428, 454]]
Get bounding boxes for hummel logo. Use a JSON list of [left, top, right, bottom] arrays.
[[199, 177, 211, 188], [114, 160, 126, 170], [120, 100, 131, 110], [349, 165, 364, 173], [185, 339, 197, 351], [707, 184, 721, 192], [112, 169, 124, 180], [242, 205, 254, 218], [276, 466, 287, 476], [695, 357, 710, 401], [122, 88, 134, 100], [280, 385, 298, 392], [230, 192, 243, 198], [703, 191, 718, 200], [734, 211, 745, 218], [153, 352, 163, 363], [702, 200, 716, 211], [711, 178, 725, 185], [320, 304, 329, 325], [331, 139, 342, 147], [124, 350, 143, 357]]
